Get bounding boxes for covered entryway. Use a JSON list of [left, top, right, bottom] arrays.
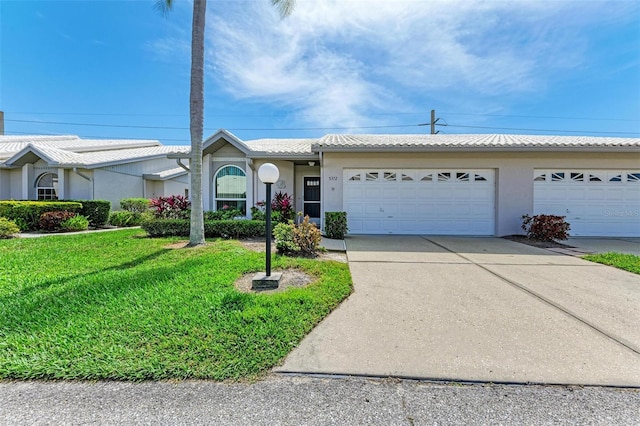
[[343, 169, 495, 235], [534, 170, 640, 237]]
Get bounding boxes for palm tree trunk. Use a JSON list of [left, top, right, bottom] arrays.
[[188, 0, 207, 246]]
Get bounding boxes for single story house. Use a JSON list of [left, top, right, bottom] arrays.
[[1, 130, 639, 237], [0, 135, 191, 208]]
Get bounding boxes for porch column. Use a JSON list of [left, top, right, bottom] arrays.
[[245, 158, 254, 216], [21, 164, 33, 200], [202, 154, 211, 211], [57, 168, 66, 200]]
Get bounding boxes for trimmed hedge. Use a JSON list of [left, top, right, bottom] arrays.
[[108, 211, 147, 227], [142, 219, 266, 239], [0, 201, 83, 231], [64, 200, 111, 227], [120, 198, 151, 213], [324, 211, 348, 239], [0, 217, 20, 239]]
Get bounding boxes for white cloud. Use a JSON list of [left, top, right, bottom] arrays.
[[201, 0, 634, 129]]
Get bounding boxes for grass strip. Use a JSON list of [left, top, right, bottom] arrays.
[[583, 252, 640, 275], [0, 229, 352, 381]]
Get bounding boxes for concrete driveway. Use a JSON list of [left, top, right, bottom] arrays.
[[567, 237, 640, 255], [275, 236, 640, 387]]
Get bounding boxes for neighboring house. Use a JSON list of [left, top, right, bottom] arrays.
[[2, 131, 639, 237], [0, 135, 190, 209]]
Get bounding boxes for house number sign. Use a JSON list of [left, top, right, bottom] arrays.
[[328, 176, 338, 181]]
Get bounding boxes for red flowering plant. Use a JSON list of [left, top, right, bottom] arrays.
[[521, 214, 570, 241], [271, 192, 294, 223], [150, 195, 191, 219]]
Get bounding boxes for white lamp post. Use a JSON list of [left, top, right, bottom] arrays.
[[252, 163, 281, 289]]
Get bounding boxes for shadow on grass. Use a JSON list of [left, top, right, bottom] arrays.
[[0, 249, 211, 336]]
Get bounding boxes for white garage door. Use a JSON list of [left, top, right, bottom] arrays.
[[534, 170, 640, 237], [343, 169, 495, 235]]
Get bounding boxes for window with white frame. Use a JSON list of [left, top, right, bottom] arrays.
[[214, 165, 246, 213], [35, 173, 59, 200]]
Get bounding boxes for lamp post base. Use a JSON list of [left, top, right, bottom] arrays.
[[251, 272, 283, 290]]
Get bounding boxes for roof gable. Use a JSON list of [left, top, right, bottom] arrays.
[[4, 144, 85, 167]]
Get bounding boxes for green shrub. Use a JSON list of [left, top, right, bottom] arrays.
[[120, 198, 151, 213], [274, 215, 322, 256], [64, 200, 111, 227], [39, 211, 77, 232], [250, 206, 266, 221], [108, 211, 149, 227], [60, 215, 89, 232], [205, 207, 244, 220], [273, 221, 299, 254], [294, 215, 322, 255], [522, 214, 571, 241], [0, 217, 20, 239], [0, 201, 82, 231], [142, 219, 265, 239], [324, 211, 348, 239]]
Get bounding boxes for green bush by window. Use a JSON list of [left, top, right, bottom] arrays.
[[324, 211, 348, 239], [120, 198, 151, 213], [142, 219, 265, 239], [0, 217, 20, 239], [60, 215, 89, 232], [0, 201, 83, 231], [108, 211, 149, 227], [64, 200, 111, 227]]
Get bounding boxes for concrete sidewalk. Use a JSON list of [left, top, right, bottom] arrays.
[[276, 236, 640, 387]]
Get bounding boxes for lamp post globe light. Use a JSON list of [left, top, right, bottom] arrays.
[[252, 163, 282, 290]]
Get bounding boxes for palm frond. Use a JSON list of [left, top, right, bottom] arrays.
[[271, 0, 296, 18], [154, 0, 174, 16]]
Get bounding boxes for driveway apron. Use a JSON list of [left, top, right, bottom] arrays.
[[275, 236, 640, 387]]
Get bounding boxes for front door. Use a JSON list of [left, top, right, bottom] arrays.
[[303, 176, 321, 221]]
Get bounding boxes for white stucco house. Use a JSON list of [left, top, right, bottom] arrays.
[[0, 135, 191, 208], [1, 130, 639, 237]]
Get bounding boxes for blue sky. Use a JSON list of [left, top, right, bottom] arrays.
[[1, 0, 639, 146]]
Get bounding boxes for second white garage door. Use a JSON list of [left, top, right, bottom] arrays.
[[534, 170, 640, 237], [343, 169, 495, 235]]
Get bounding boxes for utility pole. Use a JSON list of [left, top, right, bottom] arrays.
[[430, 109, 440, 134], [0, 111, 4, 135]]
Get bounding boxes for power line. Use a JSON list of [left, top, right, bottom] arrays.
[[5, 118, 425, 131], [6, 118, 640, 136], [6, 110, 640, 122]]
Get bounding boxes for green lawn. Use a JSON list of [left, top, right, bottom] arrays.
[[0, 229, 352, 381], [583, 252, 640, 275]]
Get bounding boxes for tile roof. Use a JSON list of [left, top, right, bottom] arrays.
[[314, 134, 640, 150], [243, 138, 316, 155], [75, 146, 190, 167], [0, 135, 162, 159], [143, 167, 189, 180]]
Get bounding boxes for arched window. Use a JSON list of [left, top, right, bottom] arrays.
[[214, 165, 246, 213], [35, 173, 59, 200]]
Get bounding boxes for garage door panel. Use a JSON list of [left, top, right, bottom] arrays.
[[344, 168, 495, 235], [534, 169, 640, 237]]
